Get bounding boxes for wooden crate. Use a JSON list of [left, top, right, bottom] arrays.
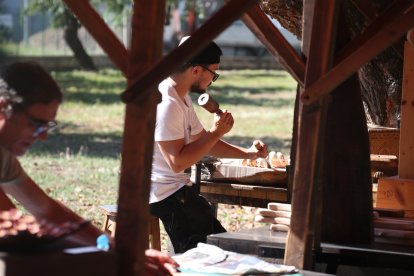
[[368, 126, 399, 157]]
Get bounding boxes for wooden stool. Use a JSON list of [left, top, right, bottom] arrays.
[[99, 205, 161, 250]]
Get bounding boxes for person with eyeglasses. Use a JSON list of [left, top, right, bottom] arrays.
[[149, 36, 268, 254], [0, 62, 178, 275]]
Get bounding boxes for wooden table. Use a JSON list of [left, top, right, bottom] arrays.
[[207, 227, 414, 274], [0, 240, 116, 276], [174, 269, 332, 275], [193, 162, 290, 208], [199, 181, 288, 208]]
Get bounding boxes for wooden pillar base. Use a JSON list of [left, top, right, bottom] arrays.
[[377, 177, 414, 217]]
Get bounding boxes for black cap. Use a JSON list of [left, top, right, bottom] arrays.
[[180, 36, 222, 65]]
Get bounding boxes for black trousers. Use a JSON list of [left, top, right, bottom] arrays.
[[150, 185, 226, 254]]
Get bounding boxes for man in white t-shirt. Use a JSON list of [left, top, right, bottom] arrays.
[[150, 37, 268, 253]]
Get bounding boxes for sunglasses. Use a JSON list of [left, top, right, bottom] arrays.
[[198, 65, 220, 82], [22, 111, 58, 137]]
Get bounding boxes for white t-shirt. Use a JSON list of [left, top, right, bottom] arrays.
[[150, 79, 204, 203]]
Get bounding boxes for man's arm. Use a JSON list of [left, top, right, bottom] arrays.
[[4, 175, 180, 274], [209, 138, 268, 160], [3, 177, 102, 245], [158, 111, 234, 173], [0, 188, 16, 209]]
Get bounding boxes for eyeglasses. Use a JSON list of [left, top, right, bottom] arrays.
[[199, 65, 220, 82], [22, 111, 58, 137]]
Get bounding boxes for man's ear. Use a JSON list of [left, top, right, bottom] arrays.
[[190, 65, 201, 77]]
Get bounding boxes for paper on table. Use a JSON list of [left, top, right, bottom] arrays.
[[173, 243, 297, 275]]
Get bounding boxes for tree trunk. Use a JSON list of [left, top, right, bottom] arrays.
[[63, 8, 96, 71], [260, 0, 403, 127]]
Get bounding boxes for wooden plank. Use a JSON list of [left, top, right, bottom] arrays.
[[301, 3, 414, 105], [350, 0, 404, 58], [338, 0, 412, 63], [370, 154, 398, 176], [350, 0, 378, 19], [63, 0, 128, 74], [241, 3, 305, 86], [377, 177, 414, 215], [199, 181, 288, 207], [0, 251, 116, 276], [284, 0, 339, 270], [368, 127, 400, 157], [202, 161, 287, 186], [399, 32, 414, 178], [115, 1, 165, 275], [374, 217, 414, 230], [121, 0, 257, 103]]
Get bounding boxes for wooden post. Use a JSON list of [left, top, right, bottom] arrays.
[[284, 0, 339, 269], [399, 30, 414, 179], [377, 30, 414, 216], [115, 1, 165, 276], [286, 0, 376, 269]]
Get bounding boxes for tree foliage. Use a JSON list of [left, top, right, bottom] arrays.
[[24, 0, 135, 70], [0, 0, 10, 44]]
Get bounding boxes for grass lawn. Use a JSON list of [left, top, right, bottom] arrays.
[[18, 68, 297, 251]]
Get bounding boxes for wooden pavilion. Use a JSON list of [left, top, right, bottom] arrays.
[[58, 0, 414, 275]]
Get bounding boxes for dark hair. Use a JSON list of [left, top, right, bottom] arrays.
[[1, 61, 63, 110], [188, 41, 222, 65], [179, 36, 223, 68]]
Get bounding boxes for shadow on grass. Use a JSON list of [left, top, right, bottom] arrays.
[[214, 84, 294, 94], [27, 133, 291, 159], [56, 70, 295, 107], [56, 72, 125, 105], [223, 71, 289, 78], [28, 132, 122, 159]]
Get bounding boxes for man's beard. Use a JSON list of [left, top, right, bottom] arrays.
[[190, 83, 206, 94]]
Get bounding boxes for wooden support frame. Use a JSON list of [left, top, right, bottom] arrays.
[[62, 0, 128, 74], [284, 0, 339, 269], [301, 3, 414, 105], [121, 0, 257, 103], [58, 0, 414, 275], [241, 3, 305, 86], [350, 0, 378, 19], [350, 0, 404, 58]]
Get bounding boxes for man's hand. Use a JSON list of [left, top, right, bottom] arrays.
[[247, 140, 268, 159], [145, 249, 179, 276], [210, 110, 234, 137]]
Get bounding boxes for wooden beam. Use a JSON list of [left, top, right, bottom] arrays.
[[399, 30, 414, 178], [301, 4, 414, 105], [284, 0, 339, 269], [337, 0, 412, 62], [350, 0, 405, 58], [115, 1, 165, 275], [121, 0, 257, 103], [350, 0, 378, 19], [241, 3, 305, 86], [63, 0, 128, 74]]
